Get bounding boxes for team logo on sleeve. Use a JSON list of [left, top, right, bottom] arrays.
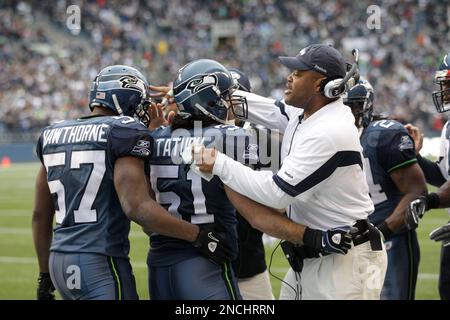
[[398, 135, 414, 151], [131, 139, 151, 157], [137, 140, 150, 148]]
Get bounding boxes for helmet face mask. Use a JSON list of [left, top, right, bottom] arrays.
[[173, 59, 245, 124], [226, 94, 248, 120], [432, 69, 450, 113], [89, 65, 151, 126]]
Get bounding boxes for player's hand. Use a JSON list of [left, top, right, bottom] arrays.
[[303, 226, 354, 255], [405, 196, 428, 230], [404, 123, 423, 154], [430, 223, 450, 247], [148, 102, 168, 130], [193, 225, 234, 264], [193, 146, 217, 174], [149, 85, 174, 107], [37, 272, 55, 300]]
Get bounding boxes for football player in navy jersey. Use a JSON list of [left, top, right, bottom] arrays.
[[343, 80, 427, 299], [147, 59, 254, 300], [32, 65, 234, 300], [405, 53, 450, 300]]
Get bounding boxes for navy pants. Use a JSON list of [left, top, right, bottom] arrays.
[[148, 255, 241, 300], [439, 244, 450, 300], [49, 252, 138, 300], [381, 230, 420, 300]]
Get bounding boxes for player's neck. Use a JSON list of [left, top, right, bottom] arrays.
[[91, 107, 116, 117]]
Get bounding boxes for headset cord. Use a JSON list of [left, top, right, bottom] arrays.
[[268, 240, 298, 299]]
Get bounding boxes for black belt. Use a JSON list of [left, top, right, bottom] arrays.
[[351, 219, 383, 251]]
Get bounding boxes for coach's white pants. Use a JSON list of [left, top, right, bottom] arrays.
[[238, 270, 275, 300], [279, 241, 387, 300]]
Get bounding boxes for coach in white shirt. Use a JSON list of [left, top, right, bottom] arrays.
[[195, 44, 387, 300]]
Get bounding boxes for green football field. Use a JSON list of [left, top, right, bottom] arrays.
[[0, 162, 448, 300]]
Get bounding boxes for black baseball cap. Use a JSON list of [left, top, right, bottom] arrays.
[[279, 44, 347, 79]]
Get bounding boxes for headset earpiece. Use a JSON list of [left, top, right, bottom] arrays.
[[322, 78, 346, 98], [320, 49, 360, 99]]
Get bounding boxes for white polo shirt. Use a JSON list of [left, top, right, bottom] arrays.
[[212, 91, 374, 230]]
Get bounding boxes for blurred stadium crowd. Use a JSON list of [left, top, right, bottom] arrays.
[[1, 0, 449, 136]]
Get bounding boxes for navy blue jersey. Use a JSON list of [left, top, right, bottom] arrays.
[[148, 124, 259, 266], [361, 119, 417, 225], [36, 115, 153, 258]]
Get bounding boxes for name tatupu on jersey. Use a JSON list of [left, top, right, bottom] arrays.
[[42, 124, 109, 148]]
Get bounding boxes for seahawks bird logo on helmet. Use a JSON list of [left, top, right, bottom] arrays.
[[186, 74, 218, 93], [173, 59, 247, 124]]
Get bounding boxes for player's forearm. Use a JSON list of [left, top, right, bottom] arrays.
[[385, 190, 426, 233], [32, 213, 53, 273], [130, 200, 199, 242], [417, 154, 446, 187], [436, 180, 450, 208]]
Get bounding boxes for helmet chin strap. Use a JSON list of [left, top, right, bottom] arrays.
[[112, 94, 124, 115], [194, 103, 228, 124]]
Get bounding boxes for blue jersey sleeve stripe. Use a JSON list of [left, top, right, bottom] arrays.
[[273, 151, 363, 197], [274, 99, 290, 121]]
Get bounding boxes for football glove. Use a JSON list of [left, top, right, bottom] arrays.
[[37, 272, 55, 300], [405, 193, 439, 230], [430, 223, 450, 247], [193, 225, 234, 265], [303, 226, 353, 255]]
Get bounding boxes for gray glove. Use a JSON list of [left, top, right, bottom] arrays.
[[405, 193, 440, 230], [405, 196, 427, 230], [430, 222, 450, 247]]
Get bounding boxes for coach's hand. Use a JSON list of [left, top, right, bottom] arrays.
[[303, 226, 353, 255], [37, 272, 55, 300], [430, 223, 450, 247], [193, 146, 217, 174], [193, 225, 234, 264]]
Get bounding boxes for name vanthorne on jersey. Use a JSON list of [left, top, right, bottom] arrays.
[[36, 115, 153, 258], [361, 119, 417, 225], [148, 123, 260, 266]]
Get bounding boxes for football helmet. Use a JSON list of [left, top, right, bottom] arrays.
[[227, 67, 250, 119], [432, 53, 450, 113], [343, 79, 374, 128], [173, 59, 247, 123], [89, 65, 151, 126]]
